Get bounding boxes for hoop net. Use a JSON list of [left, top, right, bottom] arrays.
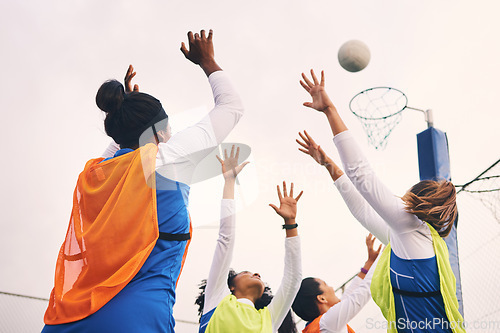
[[458, 158, 500, 223], [349, 87, 408, 149]]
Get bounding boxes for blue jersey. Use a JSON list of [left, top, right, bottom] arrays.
[[390, 250, 452, 333]]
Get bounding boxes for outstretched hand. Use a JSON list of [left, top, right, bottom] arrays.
[[296, 130, 330, 166], [124, 65, 139, 93], [269, 181, 303, 222], [366, 233, 382, 263], [180, 29, 221, 76], [300, 69, 336, 113], [216, 145, 249, 181]]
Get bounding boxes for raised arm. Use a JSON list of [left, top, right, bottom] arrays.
[[268, 182, 303, 332], [203, 146, 248, 314], [101, 65, 141, 157], [342, 234, 381, 299], [333, 131, 420, 233], [159, 30, 244, 170], [296, 131, 390, 244], [300, 70, 420, 233], [300, 69, 347, 137], [320, 254, 381, 333]]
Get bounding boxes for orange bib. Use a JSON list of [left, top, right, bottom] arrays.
[[302, 314, 355, 333], [44, 144, 159, 324]]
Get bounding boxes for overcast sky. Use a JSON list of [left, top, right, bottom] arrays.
[[1, 0, 499, 331]]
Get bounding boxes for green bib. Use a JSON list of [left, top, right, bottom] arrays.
[[206, 294, 273, 333], [370, 223, 465, 332]]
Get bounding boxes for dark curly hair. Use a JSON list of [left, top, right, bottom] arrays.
[[195, 269, 297, 333]]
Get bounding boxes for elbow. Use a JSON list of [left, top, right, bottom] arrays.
[[229, 97, 244, 119], [216, 93, 244, 114], [345, 164, 373, 188]]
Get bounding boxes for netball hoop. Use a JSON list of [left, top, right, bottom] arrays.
[[349, 87, 433, 149]]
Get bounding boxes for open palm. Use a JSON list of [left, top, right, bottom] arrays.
[[269, 181, 303, 222], [296, 130, 329, 166], [300, 69, 335, 113], [216, 145, 249, 180]]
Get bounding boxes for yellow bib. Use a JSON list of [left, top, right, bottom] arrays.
[[206, 295, 272, 333], [370, 223, 465, 332]]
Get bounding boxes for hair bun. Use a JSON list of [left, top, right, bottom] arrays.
[[96, 80, 125, 115]]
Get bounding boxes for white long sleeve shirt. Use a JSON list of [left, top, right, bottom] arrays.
[[203, 200, 302, 332], [102, 70, 244, 185], [333, 130, 434, 259], [334, 175, 390, 246], [319, 256, 379, 333]]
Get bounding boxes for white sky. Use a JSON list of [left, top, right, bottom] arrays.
[[1, 0, 499, 332]]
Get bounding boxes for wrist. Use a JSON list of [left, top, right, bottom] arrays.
[[284, 218, 296, 224], [284, 220, 298, 238], [224, 178, 236, 185], [282, 223, 298, 230], [200, 59, 221, 76], [323, 157, 333, 167], [323, 105, 338, 117]]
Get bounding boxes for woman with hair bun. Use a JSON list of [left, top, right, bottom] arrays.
[[297, 70, 465, 333], [42, 29, 244, 332]]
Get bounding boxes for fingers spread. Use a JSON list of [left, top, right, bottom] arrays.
[[180, 42, 189, 57], [311, 69, 319, 85], [303, 130, 315, 145], [298, 148, 310, 154], [216, 155, 223, 164], [125, 64, 134, 78], [269, 204, 279, 214], [277, 185, 283, 200], [230, 145, 235, 158], [208, 29, 213, 40], [300, 80, 311, 92], [235, 146, 240, 160], [239, 161, 250, 170], [200, 29, 206, 39], [290, 182, 294, 197], [320, 70, 325, 86], [282, 181, 287, 197], [296, 139, 309, 150], [301, 73, 314, 88], [295, 190, 304, 201], [298, 131, 310, 144]]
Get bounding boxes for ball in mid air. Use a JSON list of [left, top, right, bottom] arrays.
[[338, 40, 371, 72]]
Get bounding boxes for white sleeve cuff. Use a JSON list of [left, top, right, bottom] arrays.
[[208, 69, 224, 79], [332, 129, 352, 144], [333, 173, 349, 185]]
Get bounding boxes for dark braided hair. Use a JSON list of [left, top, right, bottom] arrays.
[[195, 269, 297, 333]]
